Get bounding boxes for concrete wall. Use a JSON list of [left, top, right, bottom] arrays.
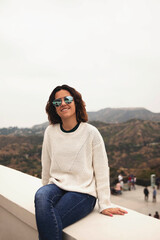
[[1, 165, 160, 240], [0, 206, 37, 240]]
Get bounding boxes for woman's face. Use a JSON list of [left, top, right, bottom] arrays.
[[54, 89, 77, 122]]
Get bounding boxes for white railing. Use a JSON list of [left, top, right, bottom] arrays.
[[0, 165, 160, 240]]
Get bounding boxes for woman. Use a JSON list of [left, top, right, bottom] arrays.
[[35, 84, 127, 240]]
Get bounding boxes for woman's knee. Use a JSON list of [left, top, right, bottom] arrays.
[[35, 187, 43, 205], [34, 185, 51, 204], [35, 184, 65, 206]]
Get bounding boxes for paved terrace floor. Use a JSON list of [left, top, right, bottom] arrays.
[[111, 185, 160, 217]]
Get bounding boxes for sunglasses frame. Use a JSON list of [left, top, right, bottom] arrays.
[[52, 96, 74, 107]]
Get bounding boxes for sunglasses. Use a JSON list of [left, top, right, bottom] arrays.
[[52, 96, 74, 107]]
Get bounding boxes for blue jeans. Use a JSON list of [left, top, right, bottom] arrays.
[[35, 184, 96, 240]]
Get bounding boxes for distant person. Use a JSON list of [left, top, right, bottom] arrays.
[[132, 176, 136, 190], [144, 187, 149, 201], [152, 187, 157, 202], [148, 213, 152, 217], [120, 180, 124, 190], [118, 173, 124, 190], [154, 211, 159, 219], [111, 181, 122, 195], [118, 174, 123, 182], [128, 175, 132, 191], [115, 182, 122, 194]]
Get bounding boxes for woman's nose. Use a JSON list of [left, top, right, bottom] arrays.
[[61, 98, 67, 106]]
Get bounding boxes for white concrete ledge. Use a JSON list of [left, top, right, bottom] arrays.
[[0, 165, 160, 240]]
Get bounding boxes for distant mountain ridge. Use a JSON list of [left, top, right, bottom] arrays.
[[87, 107, 160, 123], [0, 108, 159, 136], [31, 107, 160, 130]]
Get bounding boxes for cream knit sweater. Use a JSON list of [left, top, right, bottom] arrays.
[[41, 122, 112, 212]]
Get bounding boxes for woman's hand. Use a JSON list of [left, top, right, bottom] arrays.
[[101, 208, 128, 217]]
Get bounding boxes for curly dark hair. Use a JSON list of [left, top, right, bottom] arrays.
[[46, 84, 88, 124]]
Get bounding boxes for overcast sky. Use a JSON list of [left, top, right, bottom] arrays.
[[0, 0, 160, 128]]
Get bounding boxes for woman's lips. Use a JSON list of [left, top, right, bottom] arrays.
[[61, 107, 70, 112]]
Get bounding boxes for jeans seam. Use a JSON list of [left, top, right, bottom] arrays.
[[61, 195, 93, 219], [49, 193, 63, 239], [49, 190, 64, 239], [51, 194, 63, 203], [50, 202, 63, 240]]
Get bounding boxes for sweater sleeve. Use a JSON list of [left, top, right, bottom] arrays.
[[41, 128, 51, 185], [92, 129, 112, 212]]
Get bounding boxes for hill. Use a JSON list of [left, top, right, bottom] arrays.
[[0, 119, 159, 185], [92, 120, 160, 184], [88, 107, 160, 123], [0, 135, 43, 177]]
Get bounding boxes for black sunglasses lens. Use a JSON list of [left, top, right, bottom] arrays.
[[64, 96, 73, 104], [52, 99, 62, 107]]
